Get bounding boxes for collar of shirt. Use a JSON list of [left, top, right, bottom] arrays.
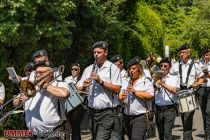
[[95, 60, 110, 72], [133, 76, 147, 87], [180, 59, 192, 65]]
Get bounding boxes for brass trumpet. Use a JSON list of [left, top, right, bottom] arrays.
[[0, 65, 65, 124]]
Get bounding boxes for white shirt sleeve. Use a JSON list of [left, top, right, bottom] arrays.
[[0, 83, 5, 99]]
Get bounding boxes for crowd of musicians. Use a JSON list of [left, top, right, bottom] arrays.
[[0, 41, 210, 140]]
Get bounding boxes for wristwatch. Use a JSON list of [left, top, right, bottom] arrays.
[[99, 79, 104, 86]]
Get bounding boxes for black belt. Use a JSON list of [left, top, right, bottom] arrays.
[[88, 107, 115, 113], [156, 104, 175, 111], [123, 113, 146, 118]]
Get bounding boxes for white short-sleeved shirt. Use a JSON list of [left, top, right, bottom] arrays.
[[0, 82, 5, 100], [155, 73, 180, 106], [64, 75, 78, 85], [77, 60, 121, 109], [143, 69, 152, 79], [172, 59, 204, 87], [121, 69, 129, 88], [121, 76, 154, 116], [24, 81, 70, 134], [199, 60, 210, 87]]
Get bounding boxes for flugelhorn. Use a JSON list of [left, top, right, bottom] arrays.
[[0, 65, 65, 124]]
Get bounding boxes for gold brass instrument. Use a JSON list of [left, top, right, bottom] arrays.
[[146, 53, 162, 71], [0, 65, 65, 125]]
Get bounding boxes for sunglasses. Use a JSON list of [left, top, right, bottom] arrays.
[[160, 64, 169, 68], [71, 68, 79, 71]]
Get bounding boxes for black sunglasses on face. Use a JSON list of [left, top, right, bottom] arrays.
[[160, 64, 169, 68], [71, 68, 79, 71]]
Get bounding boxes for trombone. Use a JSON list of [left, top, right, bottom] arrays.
[[0, 65, 65, 124]]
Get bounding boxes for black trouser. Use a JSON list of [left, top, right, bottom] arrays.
[[66, 104, 87, 140], [123, 113, 147, 140], [181, 110, 195, 140], [156, 105, 176, 140], [89, 107, 116, 140], [197, 87, 210, 139]]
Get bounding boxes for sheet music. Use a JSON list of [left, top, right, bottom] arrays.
[[7, 67, 20, 84]]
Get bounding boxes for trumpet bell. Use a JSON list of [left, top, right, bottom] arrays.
[[20, 80, 36, 97]]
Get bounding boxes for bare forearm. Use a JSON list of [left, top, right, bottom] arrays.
[[102, 81, 120, 95], [45, 85, 70, 99], [133, 91, 154, 101], [161, 83, 177, 94]]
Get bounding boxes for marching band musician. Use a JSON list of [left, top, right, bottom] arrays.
[[110, 54, 128, 140], [76, 41, 121, 140], [0, 82, 5, 105], [13, 61, 70, 139], [64, 63, 86, 140], [29, 49, 62, 82], [22, 62, 34, 80], [198, 47, 210, 140], [154, 57, 180, 140], [118, 56, 154, 140], [172, 43, 205, 140], [110, 55, 127, 84]]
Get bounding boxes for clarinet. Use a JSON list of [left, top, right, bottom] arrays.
[[122, 74, 133, 104]]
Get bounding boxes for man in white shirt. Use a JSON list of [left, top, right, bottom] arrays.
[[155, 57, 180, 140], [77, 41, 121, 140], [198, 47, 210, 140], [172, 44, 204, 140], [13, 61, 70, 139]]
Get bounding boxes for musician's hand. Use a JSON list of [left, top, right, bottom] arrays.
[[191, 82, 200, 89], [83, 79, 91, 88], [90, 72, 100, 83], [155, 79, 164, 86], [118, 92, 128, 101], [19, 93, 29, 102], [126, 86, 135, 94]]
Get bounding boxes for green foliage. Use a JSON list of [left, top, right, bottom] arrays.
[[0, 0, 76, 48], [1, 0, 210, 131]]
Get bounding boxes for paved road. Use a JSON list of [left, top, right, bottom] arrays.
[[82, 107, 204, 140]]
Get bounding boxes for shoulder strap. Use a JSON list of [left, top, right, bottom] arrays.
[[163, 88, 176, 105], [179, 59, 194, 85], [56, 81, 62, 118]]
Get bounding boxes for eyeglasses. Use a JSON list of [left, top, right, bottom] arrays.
[[35, 69, 51, 75], [180, 51, 188, 54], [160, 64, 169, 68], [71, 68, 79, 71]]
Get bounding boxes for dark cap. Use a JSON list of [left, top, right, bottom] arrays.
[[110, 55, 122, 62], [127, 56, 141, 68], [24, 62, 34, 72], [179, 43, 190, 51], [92, 41, 108, 50], [71, 63, 80, 68], [160, 57, 171, 64], [34, 61, 54, 69], [32, 49, 48, 59], [202, 47, 210, 55]]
